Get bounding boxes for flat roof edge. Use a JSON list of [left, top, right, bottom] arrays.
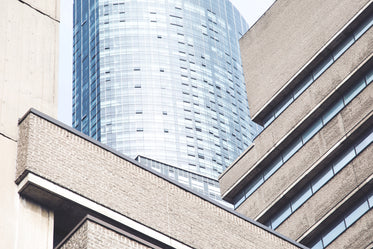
[[17, 108, 309, 249]]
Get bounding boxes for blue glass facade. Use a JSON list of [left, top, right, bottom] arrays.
[[73, 0, 257, 184]]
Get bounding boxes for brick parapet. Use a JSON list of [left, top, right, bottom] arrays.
[[16, 110, 305, 249]]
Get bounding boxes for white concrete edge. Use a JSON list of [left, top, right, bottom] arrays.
[[252, 0, 372, 121], [17, 172, 192, 249], [219, 143, 255, 180], [222, 53, 373, 199], [297, 173, 373, 242]]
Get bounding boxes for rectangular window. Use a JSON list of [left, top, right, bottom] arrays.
[[245, 176, 264, 198], [263, 157, 282, 180], [271, 204, 291, 229], [291, 186, 312, 211], [332, 147, 356, 173], [322, 220, 345, 247], [366, 69, 373, 84], [274, 94, 293, 117], [343, 79, 365, 104], [282, 137, 302, 162], [311, 166, 333, 193], [302, 118, 323, 142], [293, 75, 313, 99], [322, 98, 344, 124], [344, 200, 369, 227], [353, 16, 373, 39], [332, 35, 354, 60], [355, 130, 373, 154], [313, 55, 333, 79]]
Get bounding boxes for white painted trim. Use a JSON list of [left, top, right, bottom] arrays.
[[17, 173, 192, 249]]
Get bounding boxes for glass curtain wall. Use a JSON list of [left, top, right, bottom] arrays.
[[73, 0, 257, 182]]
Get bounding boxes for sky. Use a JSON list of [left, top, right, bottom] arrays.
[[58, 0, 275, 126]]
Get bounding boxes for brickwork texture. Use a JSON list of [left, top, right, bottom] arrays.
[[16, 112, 302, 249]]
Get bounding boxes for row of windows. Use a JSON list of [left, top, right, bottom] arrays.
[[73, 0, 251, 181], [233, 68, 373, 209], [310, 189, 373, 249], [262, 13, 373, 128], [266, 126, 373, 229], [136, 155, 224, 194]]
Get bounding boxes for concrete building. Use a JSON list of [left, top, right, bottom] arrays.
[[72, 0, 261, 202], [220, 0, 373, 248], [0, 0, 60, 248], [0, 1, 306, 248]]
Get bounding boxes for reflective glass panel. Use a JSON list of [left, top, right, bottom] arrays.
[[293, 75, 313, 99], [368, 193, 373, 208], [274, 95, 293, 118], [332, 147, 356, 173], [302, 118, 323, 142], [271, 204, 292, 229], [263, 157, 283, 180], [345, 200, 369, 227], [343, 79, 365, 104], [313, 55, 333, 79], [355, 129, 373, 154], [332, 35, 354, 60], [282, 137, 303, 162], [322, 98, 344, 124], [322, 220, 345, 247], [291, 185, 312, 211], [311, 240, 324, 249], [353, 15, 373, 39], [311, 166, 333, 193], [366, 68, 373, 84], [245, 176, 264, 198]]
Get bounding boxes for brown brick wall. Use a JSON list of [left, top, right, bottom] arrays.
[[59, 221, 88, 249], [59, 220, 151, 249], [16, 112, 302, 249]]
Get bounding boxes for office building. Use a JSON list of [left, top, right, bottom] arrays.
[[220, 0, 373, 248], [72, 0, 260, 200]]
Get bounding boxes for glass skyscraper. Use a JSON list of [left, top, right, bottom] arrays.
[[73, 0, 259, 202]]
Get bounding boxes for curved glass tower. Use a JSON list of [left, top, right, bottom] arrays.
[[73, 0, 259, 201]]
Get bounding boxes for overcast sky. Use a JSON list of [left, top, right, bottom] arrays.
[[57, 0, 275, 125]]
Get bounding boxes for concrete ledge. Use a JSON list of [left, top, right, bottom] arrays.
[[220, 55, 373, 201], [18, 172, 185, 249]]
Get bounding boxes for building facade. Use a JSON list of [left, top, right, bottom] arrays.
[[72, 0, 260, 196], [0, 0, 60, 248], [220, 0, 373, 248], [0, 1, 304, 248], [16, 109, 306, 249]]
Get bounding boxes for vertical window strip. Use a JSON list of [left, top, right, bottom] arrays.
[[262, 14, 373, 128], [233, 69, 372, 209], [266, 126, 373, 229]]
